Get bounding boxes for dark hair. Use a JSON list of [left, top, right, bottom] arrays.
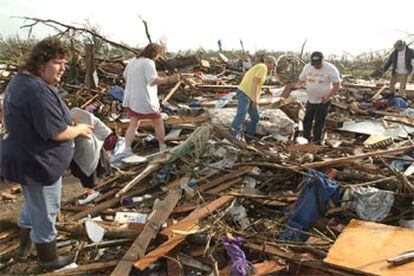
[[138, 43, 164, 60], [20, 37, 70, 76]]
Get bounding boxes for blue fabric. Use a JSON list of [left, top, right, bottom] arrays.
[[279, 169, 340, 241], [391, 96, 408, 108], [231, 89, 260, 140], [18, 177, 62, 243], [109, 85, 124, 101], [1, 74, 73, 186]]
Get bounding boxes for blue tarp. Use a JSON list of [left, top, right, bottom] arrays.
[[279, 169, 340, 242]]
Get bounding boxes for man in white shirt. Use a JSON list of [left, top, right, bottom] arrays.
[[295, 52, 341, 144], [383, 40, 414, 98]]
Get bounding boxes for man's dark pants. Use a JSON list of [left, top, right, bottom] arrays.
[[303, 100, 331, 143]]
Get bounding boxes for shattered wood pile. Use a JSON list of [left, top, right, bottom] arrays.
[[1, 18, 414, 275]]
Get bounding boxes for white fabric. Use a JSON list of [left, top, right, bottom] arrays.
[[122, 57, 159, 114], [396, 48, 408, 74], [71, 108, 112, 176], [299, 62, 340, 103]]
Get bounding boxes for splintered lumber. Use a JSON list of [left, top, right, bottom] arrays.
[[42, 260, 118, 276], [244, 243, 352, 275], [371, 84, 387, 100], [324, 219, 414, 275], [111, 188, 182, 276], [195, 166, 252, 192], [116, 161, 164, 197], [80, 93, 100, 109], [244, 242, 295, 261], [134, 196, 233, 270], [297, 145, 414, 170], [206, 177, 242, 194], [106, 116, 209, 131], [0, 243, 18, 256], [253, 260, 286, 275], [161, 80, 183, 105], [280, 84, 292, 98], [384, 115, 414, 127], [179, 253, 212, 272]]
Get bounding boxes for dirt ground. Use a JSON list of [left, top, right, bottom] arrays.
[[0, 176, 84, 229], [0, 176, 85, 274]]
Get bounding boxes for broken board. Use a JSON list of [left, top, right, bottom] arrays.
[[324, 219, 414, 275]]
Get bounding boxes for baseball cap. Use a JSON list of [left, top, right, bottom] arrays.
[[310, 51, 323, 65]]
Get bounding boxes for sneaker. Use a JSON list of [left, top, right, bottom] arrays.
[[233, 134, 245, 142]]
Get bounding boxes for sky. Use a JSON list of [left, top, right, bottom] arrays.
[[0, 0, 413, 56]]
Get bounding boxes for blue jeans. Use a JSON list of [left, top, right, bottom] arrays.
[[17, 178, 62, 243], [231, 90, 260, 140]]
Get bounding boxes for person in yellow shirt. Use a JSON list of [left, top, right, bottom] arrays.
[[231, 56, 276, 141]]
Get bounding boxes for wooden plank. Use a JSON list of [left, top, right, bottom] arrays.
[[161, 196, 233, 237], [106, 116, 210, 131], [253, 260, 286, 275], [161, 80, 183, 105], [172, 203, 198, 214], [384, 115, 414, 127], [179, 253, 212, 272], [206, 177, 242, 194], [116, 162, 163, 197], [296, 145, 414, 170], [244, 242, 348, 275], [134, 234, 187, 271], [324, 219, 414, 276], [371, 84, 388, 100], [280, 84, 292, 98], [195, 166, 252, 192], [134, 196, 233, 270], [0, 243, 18, 256], [111, 188, 182, 275], [243, 242, 295, 262], [80, 93, 99, 109], [42, 260, 118, 276]]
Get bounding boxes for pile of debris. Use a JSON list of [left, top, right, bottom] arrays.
[[1, 18, 414, 276]]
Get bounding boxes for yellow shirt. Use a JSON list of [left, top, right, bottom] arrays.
[[238, 63, 268, 101]]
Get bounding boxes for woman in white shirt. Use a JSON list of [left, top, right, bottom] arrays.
[[122, 43, 179, 153]]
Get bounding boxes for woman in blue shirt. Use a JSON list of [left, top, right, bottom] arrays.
[[1, 38, 92, 270]]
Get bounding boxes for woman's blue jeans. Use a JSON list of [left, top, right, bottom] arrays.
[[17, 177, 62, 243]]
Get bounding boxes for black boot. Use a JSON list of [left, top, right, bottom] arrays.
[[35, 240, 73, 270], [16, 228, 33, 260]]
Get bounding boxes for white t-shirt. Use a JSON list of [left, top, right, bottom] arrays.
[[299, 62, 340, 104], [122, 57, 159, 114], [396, 48, 408, 74]]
